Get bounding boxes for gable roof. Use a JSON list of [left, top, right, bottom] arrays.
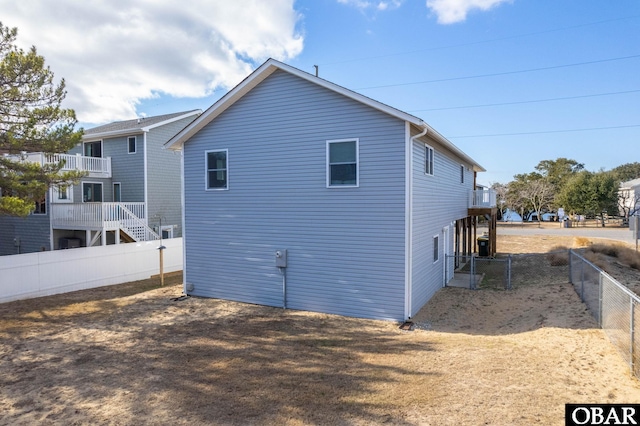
[[165, 59, 484, 172], [84, 110, 201, 140]]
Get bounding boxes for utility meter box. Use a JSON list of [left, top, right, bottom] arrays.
[[275, 249, 288, 268]]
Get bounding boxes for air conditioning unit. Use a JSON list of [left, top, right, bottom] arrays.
[[59, 238, 81, 249]]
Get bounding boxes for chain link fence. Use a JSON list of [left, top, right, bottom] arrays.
[[445, 251, 569, 290], [569, 250, 640, 378], [445, 250, 640, 378]]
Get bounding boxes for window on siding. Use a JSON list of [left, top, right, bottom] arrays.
[[460, 165, 465, 184], [425, 145, 434, 176], [433, 235, 439, 262], [83, 182, 103, 202], [206, 150, 228, 190], [128, 136, 137, 154], [327, 139, 358, 187], [113, 183, 121, 202], [33, 196, 46, 215], [161, 225, 173, 239], [84, 141, 102, 158], [53, 185, 72, 203]]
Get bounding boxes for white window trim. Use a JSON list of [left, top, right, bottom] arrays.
[[82, 181, 104, 203], [460, 164, 465, 184], [83, 140, 103, 158], [52, 184, 73, 203], [128, 136, 137, 154], [424, 144, 434, 176], [326, 138, 359, 188], [32, 196, 47, 215], [160, 225, 174, 239], [205, 149, 229, 191], [113, 182, 122, 202], [433, 234, 439, 263]]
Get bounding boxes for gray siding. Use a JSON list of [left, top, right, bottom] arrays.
[[146, 118, 193, 237], [0, 198, 51, 255], [183, 70, 407, 320], [410, 131, 475, 316], [108, 135, 145, 202]]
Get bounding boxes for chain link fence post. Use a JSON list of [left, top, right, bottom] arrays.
[[631, 298, 635, 373], [580, 258, 585, 302], [470, 256, 476, 290], [568, 248, 573, 284], [507, 254, 512, 290]]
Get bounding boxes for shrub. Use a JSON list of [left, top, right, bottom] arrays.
[[546, 245, 569, 266], [573, 237, 592, 247]]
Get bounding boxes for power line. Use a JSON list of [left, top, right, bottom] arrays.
[[356, 54, 640, 90], [448, 124, 640, 139], [320, 15, 640, 66], [409, 89, 640, 112]]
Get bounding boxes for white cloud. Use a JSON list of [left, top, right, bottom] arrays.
[[0, 0, 304, 124], [337, 0, 404, 13], [426, 0, 512, 24]]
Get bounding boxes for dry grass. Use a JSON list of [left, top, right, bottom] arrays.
[[1, 237, 640, 425]]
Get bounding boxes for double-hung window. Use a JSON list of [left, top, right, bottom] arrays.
[[206, 150, 228, 190], [327, 139, 358, 187], [128, 136, 137, 154], [425, 144, 434, 176]]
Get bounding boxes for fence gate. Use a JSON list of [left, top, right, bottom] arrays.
[[445, 255, 510, 290]]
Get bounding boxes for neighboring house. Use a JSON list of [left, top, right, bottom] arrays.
[[166, 59, 495, 321], [619, 178, 640, 220], [0, 110, 200, 255]]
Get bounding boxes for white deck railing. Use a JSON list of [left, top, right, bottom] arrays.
[[51, 203, 160, 242], [469, 189, 497, 208], [6, 152, 111, 178]]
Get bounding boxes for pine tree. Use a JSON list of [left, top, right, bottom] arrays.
[[0, 23, 83, 216]]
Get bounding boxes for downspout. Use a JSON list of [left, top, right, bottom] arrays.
[[143, 131, 149, 226], [180, 149, 188, 294], [405, 123, 428, 320]]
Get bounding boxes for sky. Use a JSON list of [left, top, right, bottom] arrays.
[[1, 0, 638, 185]]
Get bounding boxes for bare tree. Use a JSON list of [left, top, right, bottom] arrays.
[[519, 179, 554, 227], [618, 185, 640, 222]]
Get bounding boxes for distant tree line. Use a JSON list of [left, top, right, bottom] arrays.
[[492, 158, 640, 226]]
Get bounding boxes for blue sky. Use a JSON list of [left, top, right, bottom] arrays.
[[1, 0, 638, 184]]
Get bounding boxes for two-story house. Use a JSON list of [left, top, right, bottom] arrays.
[[619, 178, 640, 221], [0, 110, 200, 255], [166, 59, 496, 321]]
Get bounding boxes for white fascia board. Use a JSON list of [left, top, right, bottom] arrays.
[[141, 110, 202, 132], [164, 58, 486, 175], [165, 60, 281, 151], [165, 58, 426, 151], [83, 129, 145, 141], [84, 110, 201, 141], [421, 123, 486, 173]]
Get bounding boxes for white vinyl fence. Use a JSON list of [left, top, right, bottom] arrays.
[[0, 238, 182, 304]]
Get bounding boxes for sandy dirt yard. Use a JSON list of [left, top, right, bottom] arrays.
[[1, 233, 640, 425]]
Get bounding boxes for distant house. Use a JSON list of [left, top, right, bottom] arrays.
[[619, 178, 640, 219], [166, 59, 495, 321], [0, 110, 200, 255]]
